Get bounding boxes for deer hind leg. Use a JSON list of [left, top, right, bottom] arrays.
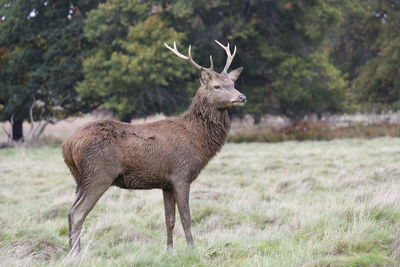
[[68, 186, 83, 241], [162, 189, 176, 249], [68, 175, 113, 256]]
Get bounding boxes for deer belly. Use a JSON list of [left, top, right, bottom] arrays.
[[112, 173, 171, 190]]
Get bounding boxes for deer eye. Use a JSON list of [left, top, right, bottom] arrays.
[[214, 85, 221, 90]]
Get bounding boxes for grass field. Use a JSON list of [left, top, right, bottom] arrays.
[[0, 138, 399, 266]]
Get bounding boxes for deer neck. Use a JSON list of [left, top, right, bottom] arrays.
[[182, 88, 231, 158]]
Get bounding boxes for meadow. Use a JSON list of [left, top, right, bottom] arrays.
[[0, 138, 399, 266]]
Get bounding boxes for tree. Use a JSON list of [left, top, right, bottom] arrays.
[[78, 0, 350, 123], [351, 0, 400, 111], [78, 0, 196, 122], [158, 0, 348, 121], [0, 0, 101, 141]]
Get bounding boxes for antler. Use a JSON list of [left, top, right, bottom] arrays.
[[164, 42, 214, 71], [215, 40, 237, 73]]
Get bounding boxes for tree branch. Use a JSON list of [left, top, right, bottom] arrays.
[[1, 124, 11, 141], [26, 97, 36, 139]]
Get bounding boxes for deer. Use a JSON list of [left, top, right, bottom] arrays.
[[62, 40, 246, 256]]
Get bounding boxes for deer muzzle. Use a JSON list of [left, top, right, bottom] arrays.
[[231, 93, 246, 106]]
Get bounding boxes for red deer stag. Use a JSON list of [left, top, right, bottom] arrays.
[[62, 40, 246, 256]]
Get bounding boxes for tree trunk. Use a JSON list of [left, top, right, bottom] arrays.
[[12, 120, 23, 141], [253, 113, 261, 125], [120, 114, 132, 123]]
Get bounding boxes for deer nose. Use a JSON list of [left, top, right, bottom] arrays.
[[239, 94, 247, 103]]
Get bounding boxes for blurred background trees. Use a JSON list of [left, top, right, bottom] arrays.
[[77, 0, 196, 122], [351, 0, 400, 111], [0, 0, 102, 141], [1, 0, 399, 140]]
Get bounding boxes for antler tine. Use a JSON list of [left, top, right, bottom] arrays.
[[187, 45, 203, 70], [164, 42, 188, 60], [164, 42, 214, 71], [215, 40, 237, 73]]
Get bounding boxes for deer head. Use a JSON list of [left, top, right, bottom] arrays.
[[165, 40, 246, 108]]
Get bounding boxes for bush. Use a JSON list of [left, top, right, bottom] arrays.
[[228, 122, 400, 143]]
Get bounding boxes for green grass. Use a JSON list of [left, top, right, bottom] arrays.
[[0, 138, 399, 266]]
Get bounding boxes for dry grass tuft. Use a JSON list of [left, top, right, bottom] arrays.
[[9, 238, 64, 261], [392, 232, 400, 260]]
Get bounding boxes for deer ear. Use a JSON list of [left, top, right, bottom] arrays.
[[228, 67, 243, 81], [199, 69, 213, 85]]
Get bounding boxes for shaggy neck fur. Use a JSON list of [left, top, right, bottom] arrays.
[[182, 87, 231, 159]]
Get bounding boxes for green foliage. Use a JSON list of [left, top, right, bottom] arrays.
[[331, 2, 378, 81], [76, 0, 350, 120], [78, 0, 196, 121], [273, 52, 347, 118], [331, 0, 400, 112], [352, 0, 400, 111], [2, 0, 400, 128], [0, 0, 100, 125], [160, 0, 348, 118]]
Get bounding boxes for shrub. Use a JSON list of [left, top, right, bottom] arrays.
[[228, 122, 400, 143]]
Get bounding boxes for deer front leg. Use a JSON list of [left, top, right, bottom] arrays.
[[173, 182, 194, 247], [162, 189, 176, 249]]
